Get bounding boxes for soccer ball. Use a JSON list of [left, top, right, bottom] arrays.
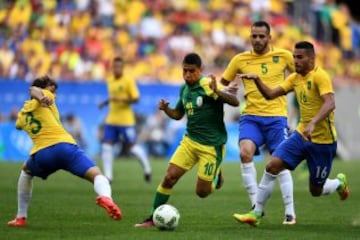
[[152, 204, 180, 230]]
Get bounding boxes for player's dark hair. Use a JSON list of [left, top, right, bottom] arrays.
[[295, 41, 315, 56], [113, 56, 124, 63], [183, 53, 202, 68], [31, 75, 58, 89], [252, 21, 271, 34]]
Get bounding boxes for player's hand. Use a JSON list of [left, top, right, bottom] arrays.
[[302, 121, 315, 141], [39, 96, 53, 107], [227, 80, 239, 95], [208, 74, 218, 93], [158, 99, 169, 111], [237, 73, 259, 81]]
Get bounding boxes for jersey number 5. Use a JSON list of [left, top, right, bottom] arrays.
[[26, 113, 42, 134]]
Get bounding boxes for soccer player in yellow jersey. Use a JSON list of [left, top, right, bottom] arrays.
[[233, 41, 349, 227], [8, 76, 122, 227], [221, 21, 296, 224], [99, 56, 151, 183]]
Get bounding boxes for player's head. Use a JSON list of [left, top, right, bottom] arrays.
[[112, 56, 124, 78], [293, 41, 315, 75], [31, 75, 58, 93], [250, 21, 271, 54], [182, 53, 202, 86]]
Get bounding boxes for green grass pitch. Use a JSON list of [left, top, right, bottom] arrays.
[[1, 158, 359, 240]]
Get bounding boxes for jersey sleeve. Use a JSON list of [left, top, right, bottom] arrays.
[[222, 54, 240, 82], [42, 89, 55, 101], [128, 78, 140, 99], [175, 85, 185, 111], [199, 77, 224, 100], [280, 73, 296, 93], [284, 50, 295, 73], [315, 70, 334, 96]]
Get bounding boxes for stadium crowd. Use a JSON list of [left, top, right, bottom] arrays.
[[0, 0, 359, 86]]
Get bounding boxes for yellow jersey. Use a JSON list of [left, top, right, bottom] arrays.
[[16, 89, 76, 155], [105, 75, 139, 126], [222, 47, 295, 116], [280, 67, 337, 144]]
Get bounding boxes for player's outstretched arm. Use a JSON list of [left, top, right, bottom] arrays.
[[158, 99, 184, 120], [238, 74, 286, 100], [209, 75, 239, 107], [29, 86, 53, 107]]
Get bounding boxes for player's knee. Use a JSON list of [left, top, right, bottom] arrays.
[[265, 158, 284, 175], [309, 186, 322, 197], [196, 189, 211, 198], [240, 150, 253, 163]]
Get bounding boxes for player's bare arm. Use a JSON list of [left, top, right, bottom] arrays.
[[209, 75, 239, 107], [220, 77, 230, 86], [303, 93, 335, 141], [29, 86, 53, 107], [238, 73, 286, 100], [158, 99, 184, 120]]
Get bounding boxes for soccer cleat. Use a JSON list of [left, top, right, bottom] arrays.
[[8, 217, 27, 227], [96, 196, 122, 220], [144, 173, 152, 183], [336, 173, 349, 200], [134, 215, 154, 227], [233, 211, 261, 227], [282, 214, 296, 225]]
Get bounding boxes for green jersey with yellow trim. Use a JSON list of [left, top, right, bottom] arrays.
[[175, 76, 227, 146]]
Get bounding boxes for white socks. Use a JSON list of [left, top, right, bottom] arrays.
[[101, 143, 114, 180], [17, 170, 33, 218], [130, 144, 151, 174], [278, 169, 295, 217], [255, 170, 276, 213], [322, 178, 341, 195], [241, 162, 258, 206], [94, 175, 112, 198]]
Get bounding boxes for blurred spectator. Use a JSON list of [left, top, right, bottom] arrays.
[[0, 0, 358, 85], [139, 110, 170, 157], [62, 113, 87, 149]]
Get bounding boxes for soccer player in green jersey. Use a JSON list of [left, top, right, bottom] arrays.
[[233, 41, 349, 227], [221, 21, 296, 224], [135, 52, 239, 227]]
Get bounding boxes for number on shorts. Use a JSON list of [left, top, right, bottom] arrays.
[[204, 162, 214, 176], [315, 166, 328, 179]]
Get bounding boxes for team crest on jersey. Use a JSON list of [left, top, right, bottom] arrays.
[[307, 80, 312, 90], [196, 96, 203, 107], [272, 56, 279, 63]]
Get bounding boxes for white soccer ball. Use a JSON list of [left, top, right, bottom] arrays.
[[152, 204, 180, 230]]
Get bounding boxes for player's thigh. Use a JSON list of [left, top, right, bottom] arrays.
[[60, 143, 97, 178], [119, 126, 137, 145], [197, 144, 225, 182], [263, 117, 289, 153], [169, 135, 198, 171], [272, 131, 306, 170], [103, 124, 120, 143], [239, 115, 264, 155], [306, 141, 337, 187], [26, 147, 60, 179]]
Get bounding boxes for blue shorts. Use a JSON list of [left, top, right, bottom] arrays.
[[239, 115, 289, 155], [273, 131, 337, 187], [26, 143, 96, 179], [102, 124, 136, 144]]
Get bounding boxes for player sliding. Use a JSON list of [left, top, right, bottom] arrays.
[[233, 41, 349, 226], [8, 76, 122, 227]]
